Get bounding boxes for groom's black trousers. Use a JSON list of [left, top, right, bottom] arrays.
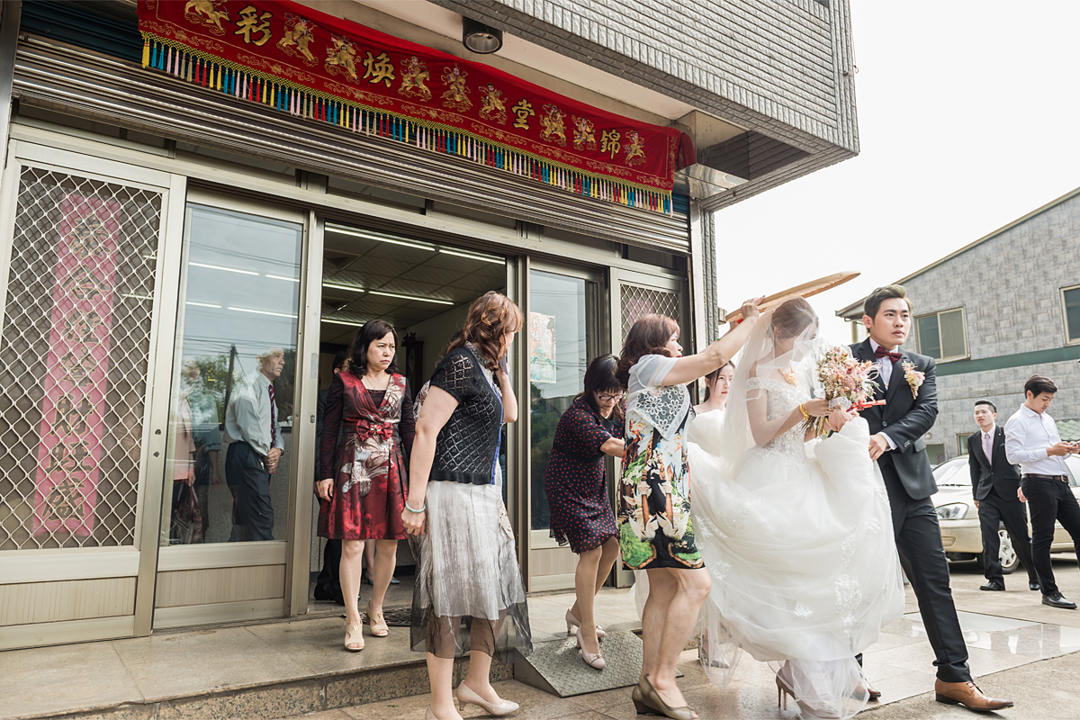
[[872, 454, 971, 683]]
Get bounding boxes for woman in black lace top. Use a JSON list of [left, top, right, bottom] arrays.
[[403, 291, 531, 720]]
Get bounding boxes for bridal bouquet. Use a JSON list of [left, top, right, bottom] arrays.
[[807, 346, 883, 437]]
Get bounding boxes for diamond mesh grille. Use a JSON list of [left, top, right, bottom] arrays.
[[619, 283, 682, 341], [0, 166, 161, 551]]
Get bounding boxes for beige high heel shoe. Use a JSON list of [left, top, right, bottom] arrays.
[[638, 675, 696, 720], [575, 626, 605, 670], [454, 682, 519, 716], [344, 622, 364, 652], [565, 608, 606, 639], [365, 602, 389, 637]]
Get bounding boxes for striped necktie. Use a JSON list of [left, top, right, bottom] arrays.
[[268, 382, 277, 447]]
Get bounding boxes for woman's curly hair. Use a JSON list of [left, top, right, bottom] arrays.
[[615, 314, 679, 387], [448, 291, 524, 370]]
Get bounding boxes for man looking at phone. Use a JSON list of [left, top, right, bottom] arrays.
[[1005, 375, 1080, 609]]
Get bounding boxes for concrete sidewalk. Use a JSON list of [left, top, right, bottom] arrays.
[[4, 561, 1080, 719]]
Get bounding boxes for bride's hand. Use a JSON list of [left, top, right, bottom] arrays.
[[802, 398, 831, 417], [826, 407, 857, 432], [738, 296, 765, 321]]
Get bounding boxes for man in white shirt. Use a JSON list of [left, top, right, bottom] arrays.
[[1004, 375, 1080, 609], [224, 348, 285, 541]]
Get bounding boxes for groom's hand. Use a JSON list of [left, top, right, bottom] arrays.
[[868, 433, 891, 461]]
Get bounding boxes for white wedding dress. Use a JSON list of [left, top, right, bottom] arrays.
[[689, 366, 904, 718]]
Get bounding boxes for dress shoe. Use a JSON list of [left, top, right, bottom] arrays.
[[575, 626, 605, 670], [934, 679, 1013, 711], [1030, 581, 1041, 591], [1042, 592, 1077, 609], [454, 682, 519, 716], [636, 675, 697, 720], [565, 608, 606, 639], [979, 580, 1005, 591]]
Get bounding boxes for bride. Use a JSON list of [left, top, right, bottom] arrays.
[[688, 298, 904, 719]]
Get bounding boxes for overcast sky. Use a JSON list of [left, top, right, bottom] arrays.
[[712, 1, 1080, 341]]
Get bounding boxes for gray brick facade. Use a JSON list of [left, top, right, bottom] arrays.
[[432, 0, 859, 209], [846, 190, 1080, 460]]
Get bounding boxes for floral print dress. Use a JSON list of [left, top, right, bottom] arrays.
[[617, 354, 702, 569]]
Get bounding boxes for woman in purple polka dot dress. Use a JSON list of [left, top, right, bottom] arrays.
[[543, 355, 626, 671]]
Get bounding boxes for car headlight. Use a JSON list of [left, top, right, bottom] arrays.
[[936, 503, 969, 520]]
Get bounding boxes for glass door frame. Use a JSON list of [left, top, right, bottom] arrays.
[[151, 188, 317, 629], [516, 258, 608, 590]]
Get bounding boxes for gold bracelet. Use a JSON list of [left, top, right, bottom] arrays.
[[798, 403, 810, 422]]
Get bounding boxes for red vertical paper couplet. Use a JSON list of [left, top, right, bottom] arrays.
[[137, 0, 692, 213], [32, 194, 122, 537]]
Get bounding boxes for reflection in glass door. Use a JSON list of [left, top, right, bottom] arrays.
[[155, 200, 303, 627], [527, 267, 600, 590]]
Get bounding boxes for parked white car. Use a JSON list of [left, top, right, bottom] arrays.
[[934, 455, 1080, 572]]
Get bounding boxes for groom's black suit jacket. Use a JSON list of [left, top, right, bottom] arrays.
[[850, 339, 938, 500]]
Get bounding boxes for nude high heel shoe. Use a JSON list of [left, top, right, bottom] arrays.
[[454, 682, 519, 716], [775, 669, 841, 719], [638, 675, 696, 720], [564, 608, 606, 639], [343, 622, 364, 652], [575, 626, 605, 670]]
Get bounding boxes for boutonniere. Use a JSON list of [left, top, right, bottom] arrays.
[[901, 359, 925, 399]]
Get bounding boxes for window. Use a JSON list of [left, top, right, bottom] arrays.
[[956, 434, 970, 456], [915, 308, 967, 361], [926, 443, 947, 466], [1063, 285, 1080, 344]]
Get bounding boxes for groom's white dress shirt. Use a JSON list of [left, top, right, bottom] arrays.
[[1004, 405, 1070, 476], [869, 338, 897, 451]]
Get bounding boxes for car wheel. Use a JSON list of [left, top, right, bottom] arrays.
[[999, 529, 1019, 574]]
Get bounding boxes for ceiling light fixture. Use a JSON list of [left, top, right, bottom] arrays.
[[462, 17, 503, 54], [438, 247, 505, 265], [322, 281, 365, 292], [321, 317, 366, 327], [368, 290, 454, 306], [228, 306, 299, 319], [189, 261, 259, 276], [326, 224, 436, 252]]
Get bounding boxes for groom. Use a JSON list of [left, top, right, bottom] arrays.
[[851, 285, 1013, 712]]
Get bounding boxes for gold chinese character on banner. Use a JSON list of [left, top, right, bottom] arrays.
[[43, 440, 94, 475], [46, 478, 84, 521], [601, 129, 621, 160], [511, 99, 535, 130], [325, 36, 360, 82], [60, 348, 99, 387], [540, 104, 567, 146], [362, 51, 395, 87], [62, 267, 106, 302], [572, 116, 597, 151], [68, 214, 109, 259], [234, 5, 272, 46], [440, 65, 472, 112], [624, 130, 647, 166], [277, 15, 317, 65], [63, 310, 103, 344], [398, 56, 432, 101], [53, 395, 93, 436], [183, 0, 230, 36], [478, 85, 507, 125]]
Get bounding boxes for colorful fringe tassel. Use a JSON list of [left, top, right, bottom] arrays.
[[142, 37, 672, 215]]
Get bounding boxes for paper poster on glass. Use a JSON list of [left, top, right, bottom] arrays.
[[529, 311, 557, 384]]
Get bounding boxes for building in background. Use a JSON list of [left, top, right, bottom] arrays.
[[0, 0, 859, 649], [837, 187, 1080, 464]]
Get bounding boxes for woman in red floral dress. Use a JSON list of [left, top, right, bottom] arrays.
[[317, 319, 414, 651]]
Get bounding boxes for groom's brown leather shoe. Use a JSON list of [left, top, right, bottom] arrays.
[[934, 679, 1014, 712]]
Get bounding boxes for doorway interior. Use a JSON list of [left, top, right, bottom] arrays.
[[309, 222, 507, 614]]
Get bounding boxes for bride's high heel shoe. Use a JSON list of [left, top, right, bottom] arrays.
[[775, 672, 841, 719], [565, 608, 605, 639]]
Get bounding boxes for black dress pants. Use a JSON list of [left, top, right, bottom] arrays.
[[1021, 475, 1080, 597], [880, 456, 970, 682], [978, 491, 1037, 584], [225, 441, 274, 541]]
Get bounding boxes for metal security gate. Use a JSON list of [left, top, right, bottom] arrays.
[[0, 141, 184, 649]]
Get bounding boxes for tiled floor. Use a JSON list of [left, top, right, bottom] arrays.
[[4, 561, 1080, 719]]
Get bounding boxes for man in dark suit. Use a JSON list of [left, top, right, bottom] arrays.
[[852, 285, 1012, 712], [968, 399, 1038, 592]]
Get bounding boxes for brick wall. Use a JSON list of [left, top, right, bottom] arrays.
[[901, 193, 1080, 459]]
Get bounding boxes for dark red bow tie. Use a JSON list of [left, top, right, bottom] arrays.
[[874, 346, 902, 363]]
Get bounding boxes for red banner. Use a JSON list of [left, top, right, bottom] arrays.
[[137, 0, 690, 213], [33, 195, 122, 536]]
